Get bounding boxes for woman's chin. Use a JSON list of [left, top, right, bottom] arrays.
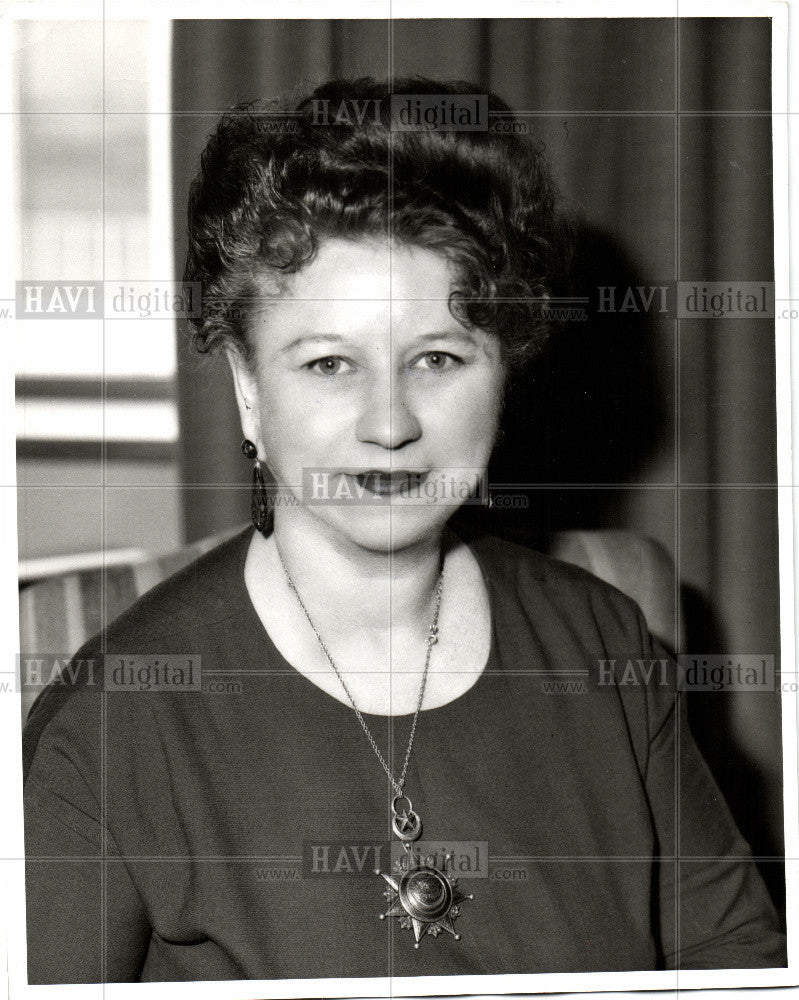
[[319, 501, 459, 552]]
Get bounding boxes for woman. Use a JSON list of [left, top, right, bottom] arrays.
[[23, 77, 786, 983]]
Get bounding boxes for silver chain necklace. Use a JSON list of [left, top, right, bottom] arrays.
[[275, 541, 473, 948]]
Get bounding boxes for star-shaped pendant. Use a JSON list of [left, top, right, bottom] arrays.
[[376, 854, 473, 948], [394, 810, 417, 835]]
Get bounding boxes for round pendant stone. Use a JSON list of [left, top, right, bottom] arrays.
[[398, 866, 453, 922]]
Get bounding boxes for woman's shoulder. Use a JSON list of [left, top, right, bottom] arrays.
[[470, 531, 644, 612], [22, 527, 255, 774], [466, 529, 652, 657], [94, 525, 255, 650], [466, 531, 669, 759], [42, 523, 253, 665]]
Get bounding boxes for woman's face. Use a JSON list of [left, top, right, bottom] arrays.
[[231, 237, 506, 552]]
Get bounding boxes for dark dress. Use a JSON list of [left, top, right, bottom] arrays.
[[22, 526, 787, 983]]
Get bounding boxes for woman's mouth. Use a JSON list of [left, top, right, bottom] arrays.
[[350, 470, 427, 497]]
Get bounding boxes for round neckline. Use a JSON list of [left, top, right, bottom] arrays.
[[236, 525, 499, 720]]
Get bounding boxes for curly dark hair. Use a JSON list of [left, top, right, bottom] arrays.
[[183, 76, 571, 372]]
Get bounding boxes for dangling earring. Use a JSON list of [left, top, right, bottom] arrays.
[[241, 438, 269, 533]]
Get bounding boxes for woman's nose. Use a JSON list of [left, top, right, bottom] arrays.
[[354, 380, 422, 450]]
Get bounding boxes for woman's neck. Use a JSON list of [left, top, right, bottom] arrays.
[[243, 506, 491, 715], [260, 508, 449, 639]]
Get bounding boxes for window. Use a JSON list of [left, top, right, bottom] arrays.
[[14, 19, 184, 560]]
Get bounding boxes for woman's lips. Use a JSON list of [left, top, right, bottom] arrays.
[[348, 470, 427, 497]]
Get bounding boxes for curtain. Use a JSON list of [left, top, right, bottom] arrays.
[[171, 18, 781, 910]]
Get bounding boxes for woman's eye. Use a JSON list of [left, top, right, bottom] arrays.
[[307, 356, 353, 376], [415, 351, 461, 371]]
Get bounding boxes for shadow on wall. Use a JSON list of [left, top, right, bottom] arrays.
[[487, 220, 667, 537]]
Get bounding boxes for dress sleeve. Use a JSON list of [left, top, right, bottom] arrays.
[[24, 690, 152, 984], [641, 634, 787, 969]]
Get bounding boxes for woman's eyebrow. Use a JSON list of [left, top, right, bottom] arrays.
[[274, 328, 481, 359], [413, 329, 482, 347], [276, 333, 348, 356]]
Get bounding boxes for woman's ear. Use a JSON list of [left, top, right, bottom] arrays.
[[226, 347, 263, 453]]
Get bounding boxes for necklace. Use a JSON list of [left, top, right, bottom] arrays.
[[276, 543, 473, 948]]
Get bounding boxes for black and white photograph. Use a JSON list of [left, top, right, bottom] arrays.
[[3, 2, 798, 997]]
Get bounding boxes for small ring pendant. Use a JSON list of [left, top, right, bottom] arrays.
[[391, 795, 423, 842]]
